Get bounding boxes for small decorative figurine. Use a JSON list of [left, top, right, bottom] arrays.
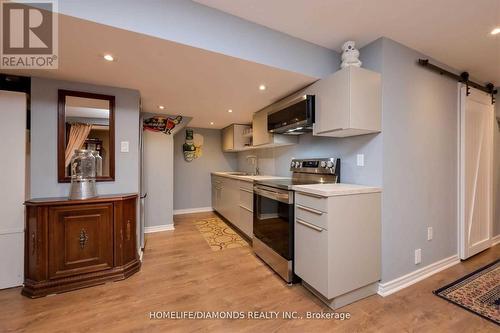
[[340, 41, 362, 69]]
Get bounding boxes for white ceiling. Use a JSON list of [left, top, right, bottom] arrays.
[[196, 0, 500, 84], [6, 15, 316, 129]]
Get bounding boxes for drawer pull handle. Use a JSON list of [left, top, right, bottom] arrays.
[[296, 204, 324, 215], [239, 204, 253, 213], [239, 187, 253, 193], [296, 218, 323, 232], [298, 192, 324, 199], [79, 229, 89, 249]]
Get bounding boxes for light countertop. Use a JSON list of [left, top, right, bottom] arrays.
[[212, 171, 289, 183], [293, 183, 382, 197]]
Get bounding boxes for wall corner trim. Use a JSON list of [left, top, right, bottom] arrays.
[[173, 207, 214, 215], [491, 235, 500, 246], [377, 255, 460, 297], [144, 224, 175, 234]]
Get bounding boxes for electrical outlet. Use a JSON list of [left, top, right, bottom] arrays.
[[415, 249, 422, 265], [427, 227, 433, 241], [356, 154, 365, 167]]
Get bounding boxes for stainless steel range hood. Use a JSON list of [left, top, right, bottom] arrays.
[[267, 94, 315, 135]]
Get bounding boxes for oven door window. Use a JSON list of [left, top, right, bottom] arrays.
[[253, 193, 293, 260]]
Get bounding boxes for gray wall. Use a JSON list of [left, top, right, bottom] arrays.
[[30, 77, 140, 198], [143, 130, 174, 227], [379, 38, 458, 282], [238, 133, 382, 187], [173, 128, 238, 211]]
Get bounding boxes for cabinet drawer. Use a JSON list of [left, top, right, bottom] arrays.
[[239, 186, 253, 210], [239, 180, 253, 191], [296, 204, 328, 230], [296, 192, 328, 213], [48, 203, 113, 279], [238, 206, 253, 238], [294, 218, 328, 297]]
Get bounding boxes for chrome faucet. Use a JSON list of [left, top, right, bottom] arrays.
[[246, 155, 259, 176]]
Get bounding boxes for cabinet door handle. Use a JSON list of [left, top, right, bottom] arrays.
[[79, 229, 89, 249], [126, 220, 131, 241], [296, 204, 324, 215], [296, 218, 323, 232], [239, 187, 253, 193], [31, 232, 36, 255]]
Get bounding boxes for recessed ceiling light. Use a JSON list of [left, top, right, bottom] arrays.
[[103, 54, 114, 61], [210, 122, 215, 125], [158, 105, 165, 110], [491, 27, 500, 35], [259, 84, 267, 91], [228, 109, 233, 113]]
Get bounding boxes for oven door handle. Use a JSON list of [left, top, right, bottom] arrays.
[[254, 187, 291, 204]]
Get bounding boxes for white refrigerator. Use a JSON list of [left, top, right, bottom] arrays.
[[0, 90, 26, 289]]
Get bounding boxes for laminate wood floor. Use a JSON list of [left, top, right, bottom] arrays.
[[0, 212, 498, 332]]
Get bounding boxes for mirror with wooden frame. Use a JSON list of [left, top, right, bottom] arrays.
[[58, 90, 115, 182]]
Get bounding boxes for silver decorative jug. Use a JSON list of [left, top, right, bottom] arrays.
[[69, 149, 97, 200]]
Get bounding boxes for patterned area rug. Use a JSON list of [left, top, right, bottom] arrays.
[[434, 260, 499, 325], [194, 217, 248, 251]]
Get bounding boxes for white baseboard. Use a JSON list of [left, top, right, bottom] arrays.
[[144, 224, 175, 233], [492, 234, 500, 246], [173, 207, 213, 215], [377, 254, 460, 297]]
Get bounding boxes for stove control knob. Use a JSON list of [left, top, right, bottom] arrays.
[[295, 161, 301, 168], [320, 161, 327, 168], [326, 160, 334, 168], [290, 161, 295, 168]]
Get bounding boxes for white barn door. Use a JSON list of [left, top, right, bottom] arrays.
[[459, 85, 494, 259]]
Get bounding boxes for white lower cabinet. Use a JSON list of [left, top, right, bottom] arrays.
[[211, 175, 253, 238], [238, 181, 254, 237], [211, 175, 222, 212], [294, 190, 381, 309], [294, 219, 328, 295]]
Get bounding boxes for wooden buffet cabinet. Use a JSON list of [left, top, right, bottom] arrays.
[[23, 194, 141, 298]]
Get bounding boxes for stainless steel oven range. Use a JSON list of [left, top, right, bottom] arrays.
[[253, 158, 340, 283]]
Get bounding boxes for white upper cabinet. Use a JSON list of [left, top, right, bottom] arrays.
[[252, 102, 298, 147], [221, 124, 251, 152], [309, 66, 381, 137], [252, 109, 270, 146]]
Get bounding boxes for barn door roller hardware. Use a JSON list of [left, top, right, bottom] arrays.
[[418, 59, 497, 104]]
